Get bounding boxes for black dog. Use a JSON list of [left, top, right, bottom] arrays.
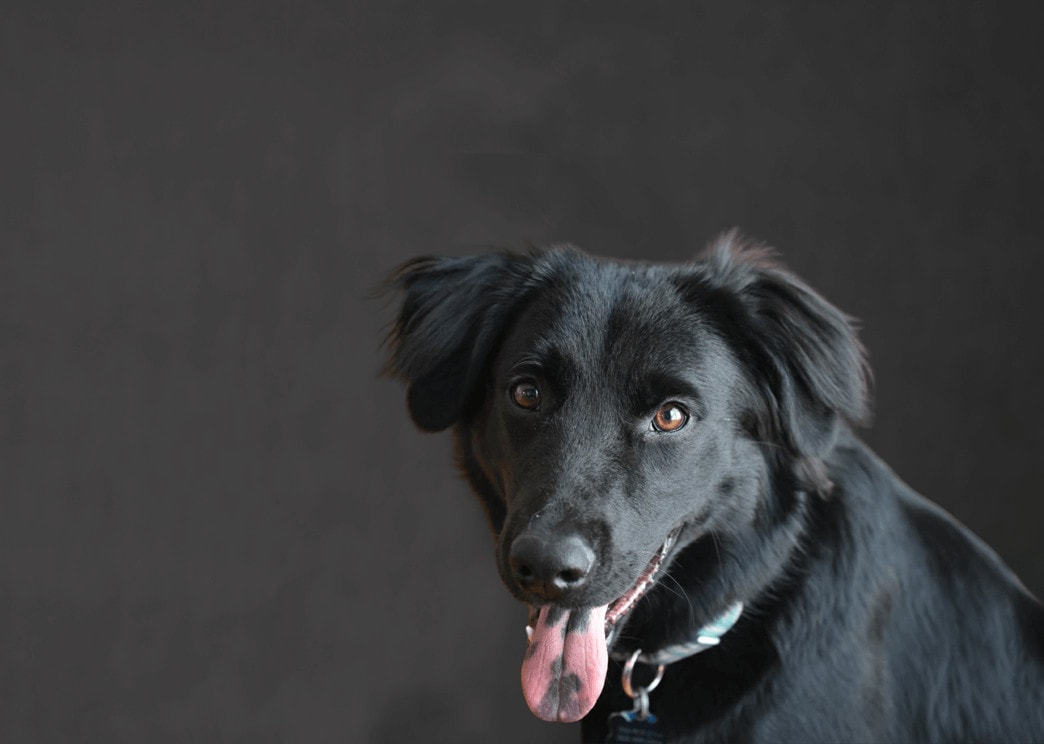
[[383, 234, 1044, 743]]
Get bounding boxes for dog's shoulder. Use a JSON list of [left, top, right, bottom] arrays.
[[824, 434, 1044, 741]]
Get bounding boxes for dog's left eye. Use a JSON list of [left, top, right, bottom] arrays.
[[652, 403, 689, 432]]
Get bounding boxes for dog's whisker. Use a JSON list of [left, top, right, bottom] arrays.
[[661, 569, 697, 628], [710, 531, 723, 572]]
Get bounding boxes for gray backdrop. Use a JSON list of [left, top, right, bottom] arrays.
[[3, 2, 1042, 743]]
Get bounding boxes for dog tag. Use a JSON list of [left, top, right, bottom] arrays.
[[607, 710, 666, 744], [610, 649, 667, 743]]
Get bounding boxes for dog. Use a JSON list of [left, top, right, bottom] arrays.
[[382, 233, 1044, 743]]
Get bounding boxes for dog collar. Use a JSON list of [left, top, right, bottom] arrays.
[[613, 601, 744, 666]]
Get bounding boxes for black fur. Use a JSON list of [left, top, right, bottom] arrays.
[[383, 234, 1044, 743]]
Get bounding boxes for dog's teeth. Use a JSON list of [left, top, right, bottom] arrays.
[[525, 625, 533, 643]]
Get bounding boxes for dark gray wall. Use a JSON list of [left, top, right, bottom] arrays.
[[2, 3, 1042, 742]]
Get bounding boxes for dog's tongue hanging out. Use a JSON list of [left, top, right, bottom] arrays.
[[521, 604, 609, 722]]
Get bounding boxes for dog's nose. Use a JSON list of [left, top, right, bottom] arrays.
[[509, 532, 595, 601]]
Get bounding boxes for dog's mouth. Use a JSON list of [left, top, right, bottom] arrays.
[[604, 527, 679, 642], [520, 527, 681, 723]]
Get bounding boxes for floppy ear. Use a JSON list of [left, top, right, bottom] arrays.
[[382, 252, 534, 432], [689, 232, 871, 490]]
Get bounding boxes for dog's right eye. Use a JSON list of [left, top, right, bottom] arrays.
[[510, 381, 541, 410]]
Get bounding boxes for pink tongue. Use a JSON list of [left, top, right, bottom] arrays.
[[521, 604, 609, 722]]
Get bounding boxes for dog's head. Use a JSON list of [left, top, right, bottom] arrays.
[[383, 233, 869, 722]]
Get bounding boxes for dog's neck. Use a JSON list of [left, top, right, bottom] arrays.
[[610, 475, 819, 665], [611, 600, 744, 666]]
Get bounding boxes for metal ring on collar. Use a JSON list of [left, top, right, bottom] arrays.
[[621, 648, 665, 699]]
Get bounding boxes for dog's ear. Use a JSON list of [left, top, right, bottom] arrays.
[[382, 252, 534, 432], [688, 232, 871, 489]]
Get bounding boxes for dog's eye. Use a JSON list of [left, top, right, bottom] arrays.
[[652, 403, 689, 432], [511, 381, 541, 410]]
